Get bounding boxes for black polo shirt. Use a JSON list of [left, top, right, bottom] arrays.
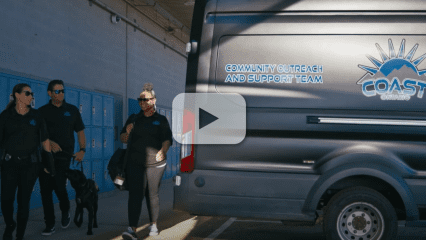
[[38, 100, 85, 156], [0, 107, 49, 158], [121, 111, 173, 167]]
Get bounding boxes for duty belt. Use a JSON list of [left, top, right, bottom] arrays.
[[5, 153, 32, 161]]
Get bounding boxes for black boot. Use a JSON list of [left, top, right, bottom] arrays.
[[2, 220, 16, 240]]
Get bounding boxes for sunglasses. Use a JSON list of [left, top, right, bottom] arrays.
[[53, 89, 65, 94], [138, 97, 155, 102], [22, 91, 34, 97]]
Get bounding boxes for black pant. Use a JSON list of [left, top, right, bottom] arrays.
[[126, 162, 166, 227], [1, 157, 41, 239], [39, 157, 71, 226]]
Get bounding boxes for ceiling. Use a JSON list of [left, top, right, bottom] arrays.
[[154, 0, 195, 30], [133, 0, 195, 32]]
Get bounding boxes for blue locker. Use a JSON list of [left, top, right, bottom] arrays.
[[8, 78, 31, 94], [84, 127, 92, 160], [30, 81, 48, 109], [52, 192, 59, 204], [91, 160, 103, 192], [74, 132, 79, 155], [66, 87, 79, 108], [74, 161, 93, 180], [30, 179, 42, 209], [66, 177, 76, 200], [91, 127, 102, 159], [14, 193, 17, 213], [92, 94, 103, 126], [128, 98, 140, 116], [0, 76, 8, 112], [103, 96, 114, 127], [79, 91, 92, 127], [103, 159, 115, 192], [9, 78, 32, 108], [166, 110, 172, 127], [103, 128, 114, 159], [176, 142, 181, 174], [171, 140, 177, 177]]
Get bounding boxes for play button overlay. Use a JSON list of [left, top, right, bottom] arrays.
[[172, 93, 246, 144], [199, 108, 219, 130]]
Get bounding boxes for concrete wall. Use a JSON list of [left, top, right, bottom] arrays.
[[0, 0, 187, 124]]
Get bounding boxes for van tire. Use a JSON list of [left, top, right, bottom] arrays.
[[323, 186, 397, 240]]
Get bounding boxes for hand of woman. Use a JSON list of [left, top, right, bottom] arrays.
[[126, 123, 134, 134], [156, 150, 166, 162], [50, 140, 62, 153]]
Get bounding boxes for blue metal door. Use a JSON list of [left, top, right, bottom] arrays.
[[103, 96, 113, 127], [8, 78, 31, 94], [91, 160, 103, 192], [74, 132, 78, 155], [84, 127, 91, 160], [128, 98, 140, 116], [66, 175, 76, 200], [91, 127, 102, 159], [92, 94, 102, 126], [30, 179, 42, 209], [66, 88, 79, 108], [103, 159, 115, 191], [30, 81, 48, 109], [0, 76, 8, 112], [171, 140, 177, 177], [79, 91, 91, 127], [83, 161, 92, 180], [9, 78, 32, 107], [103, 128, 114, 159]]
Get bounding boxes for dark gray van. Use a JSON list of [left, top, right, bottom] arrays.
[[173, 1, 426, 239]]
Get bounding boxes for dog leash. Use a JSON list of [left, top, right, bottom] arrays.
[[62, 151, 84, 172]]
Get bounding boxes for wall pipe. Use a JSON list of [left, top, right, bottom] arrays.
[[89, 0, 188, 59], [129, 0, 191, 36]]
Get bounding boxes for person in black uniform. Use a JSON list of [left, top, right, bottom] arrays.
[[120, 83, 172, 240], [38, 80, 86, 236], [0, 83, 55, 240]]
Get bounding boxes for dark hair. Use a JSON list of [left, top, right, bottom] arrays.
[[48, 79, 64, 92], [5, 83, 31, 110]]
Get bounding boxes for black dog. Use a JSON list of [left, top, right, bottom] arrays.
[[65, 169, 99, 235]]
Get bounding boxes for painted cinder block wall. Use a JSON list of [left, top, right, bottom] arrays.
[[0, 0, 187, 125]]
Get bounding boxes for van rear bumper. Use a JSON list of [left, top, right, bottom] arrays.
[[173, 170, 318, 221]]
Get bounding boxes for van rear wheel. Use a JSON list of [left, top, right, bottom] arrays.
[[323, 187, 397, 240]]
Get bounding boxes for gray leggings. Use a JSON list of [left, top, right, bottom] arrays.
[[126, 162, 166, 227]]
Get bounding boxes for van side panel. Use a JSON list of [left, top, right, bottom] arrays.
[[175, 170, 318, 221], [175, 0, 426, 222]]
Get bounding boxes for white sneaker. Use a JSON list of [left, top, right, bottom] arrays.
[[149, 224, 158, 236], [122, 227, 138, 240]]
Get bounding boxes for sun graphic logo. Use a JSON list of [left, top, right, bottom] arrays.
[[357, 39, 426, 101]]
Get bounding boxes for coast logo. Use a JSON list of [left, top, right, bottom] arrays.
[[357, 39, 426, 101]]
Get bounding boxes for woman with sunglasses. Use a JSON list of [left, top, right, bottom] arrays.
[[0, 83, 55, 240], [120, 83, 172, 240]]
